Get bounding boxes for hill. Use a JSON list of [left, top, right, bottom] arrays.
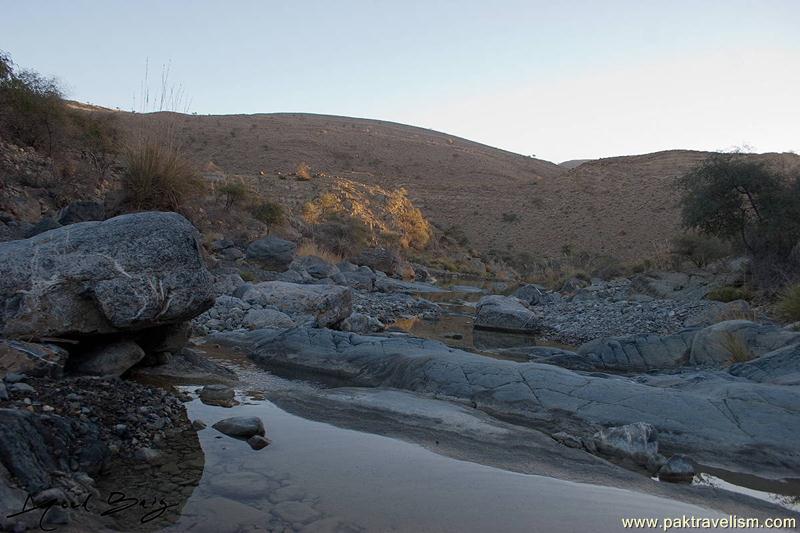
[[110, 111, 800, 263]]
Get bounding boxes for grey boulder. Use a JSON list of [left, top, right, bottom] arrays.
[[0, 212, 214, 338], [729, 342, 800, 385], [473, 295, 537, 334], [0, 340, 68, 379], [658, 454, 695, 483], [246, 236, 296, 271], [213, 416, 265, 438], [242, 308, 296, 330], [593, 422, 659, 466], [240, 281, 352, 328], [689, 320, 800, 366]]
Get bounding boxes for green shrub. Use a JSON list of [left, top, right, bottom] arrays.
[[218, 181, 248, 208], [776, 284, 800, 322], [122, 141, 200, 211], [706, 286, 752, 303], [250, 201, 284, 227], [671, 234, 730, 268]]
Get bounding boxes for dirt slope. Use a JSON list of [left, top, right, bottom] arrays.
[[109, 110, 800, 262]]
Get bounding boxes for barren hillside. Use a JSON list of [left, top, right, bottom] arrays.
[[109, 110, 800, 262]]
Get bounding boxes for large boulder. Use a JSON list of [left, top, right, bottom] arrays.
[[513, 284, 560, 306], [729, 343, 800, 385], [212, 416, 265, 438], [0, 212, 214, 338], [229, 327, 800, 477], [240, 281, 352, 327], [0, 340, 68, 379], [576, 330, 697, 372], [291, 255, 339, 280], [473, 295, 537, 334], [246, 236, 296, 271], [689, 320, 800, 366]]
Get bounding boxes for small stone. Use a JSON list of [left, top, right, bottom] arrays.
[[247, 435, 271, 450], [9, 382, 35, 394], [3, 372, 26, 383], [192, 419, 207, 430], [134, 447, 163, 464], [199, 384, 236, 406], [114, 424, 128, 436], [42, 405, 55, 413]]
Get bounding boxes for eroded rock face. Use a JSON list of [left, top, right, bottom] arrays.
[[246, 236, 296, 271], [576, 330, 697, 372], [232, 327, 800, 476], [474, 295, 537, 334], [729, 343, 800, 385], [0, 212, 214, 338], [240, 281, 352, 328], [689, 320, 800, 366]]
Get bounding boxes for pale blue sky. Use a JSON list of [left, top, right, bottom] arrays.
[[4, 0, 799, 161]]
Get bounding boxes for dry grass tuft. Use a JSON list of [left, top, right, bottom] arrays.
[[776, 283, 800, 322], [721, 332, 755, 364], [296, 241, 344, 264], [122, 139, 201, 211]]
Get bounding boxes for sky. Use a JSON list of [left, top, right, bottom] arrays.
[[3, 0, 799, 162]]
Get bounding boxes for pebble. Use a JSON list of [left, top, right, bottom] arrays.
[[248, 435, 271, 450]]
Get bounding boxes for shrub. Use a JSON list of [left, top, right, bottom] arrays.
[[250, 201, 284, 228], [296, 162, 312, 181], [706, 286, 752, 303], [0, 52, 67, 155], [218, 181, 248, 208], [71, 111, 120, 181], [721, 332, 755, 364], [671, 234, 730, 268], [312, 213, 371, 256], [776, 284, 800, 322], [122, 140, 200, 211]]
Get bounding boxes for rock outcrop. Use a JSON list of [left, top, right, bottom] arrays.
[[728, 343, 800, 385], [246, 236, 296, 271], [228, 327, 800, 477], [576, 330, 697, 372], [689, 320, 800, 366], [240, 281, 352, 328]]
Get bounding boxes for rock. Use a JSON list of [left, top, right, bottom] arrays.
[[339, 312, 384, 334], [272, 501, 320, 525], [56, 201, 105, 225], [242, 308, 296, 330], [131, 347, 237, 384], [199, 384, 235, 405], [473, 295, 538, 334], [576, 330, 697, 372], [658, 454, 695, 483], [552, 431, 584, 449], [340, 266, 377, 291], [220, 247, 244, 261], [629, 271, 716, 301], [352, 247, 404, 277], [292, 255, 340, 279], [0, 383, 6, 401], [245, 236, 296, 271], [241, 281, 352, 328], [0, 340, 68, 379], [513, 284, 550, 305], [229, 326, 800, 476], [729, 342, 800, 385], [247, 435, 271, 450], [134, 447, 163, 464], [72, 340, 146, 377], [192, 419, 207, 430], [212, 416, 265, 438], [496, 346, 596, 371], [689, 320, 800, 366], [8, 382, 35, 394], [593, 423, 659, 466], [0, 409, 108, 493], [374, 276, 444, 294], [210, 239, 235, 252], [25, 216, 61, 238], [3, 372, 25, 383], [560, 277, 589, 294], [0, 212, 214, 338], [213, 272, 246, 296]]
